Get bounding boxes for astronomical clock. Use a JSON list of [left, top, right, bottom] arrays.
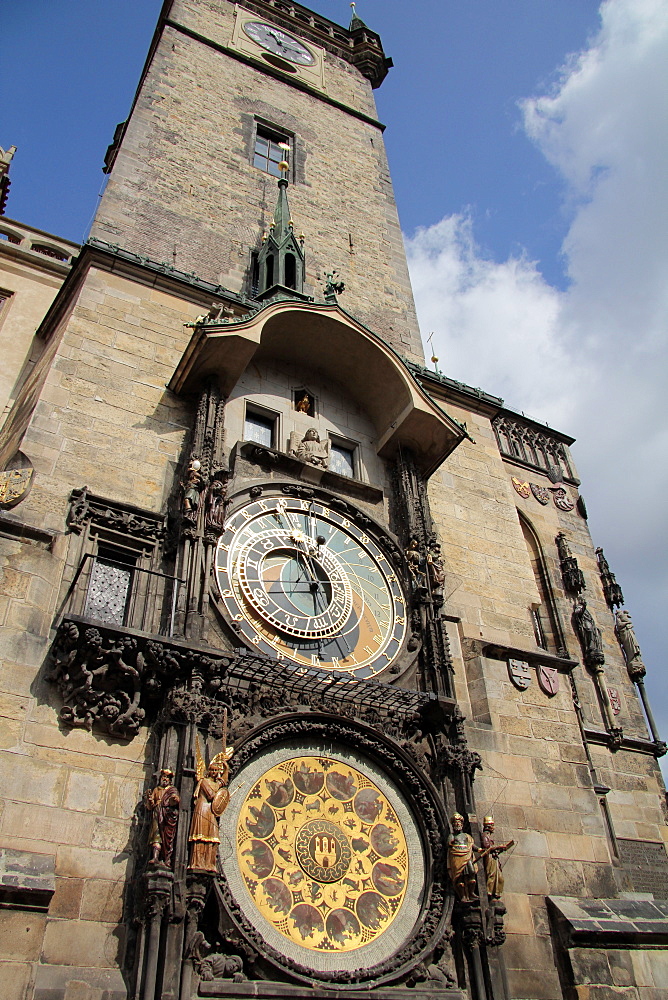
[[214, 490, 409, 679]]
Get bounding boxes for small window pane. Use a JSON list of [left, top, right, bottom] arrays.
[[84, 558, 132, 626], [254, 127, 290, 177], [245, 411, 274, 447], [330, 443, 355, 478]]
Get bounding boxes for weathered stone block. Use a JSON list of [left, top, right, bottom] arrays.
[[50, 876, 84, 919], [63, 770, 108, 815], [80, 877, 125, 923], [546, 858, 586, 896], [0, 960, 33, 1000], [55, 845, 132, 882], [0, 910, 46, 961], [41, 917, 126, 969]]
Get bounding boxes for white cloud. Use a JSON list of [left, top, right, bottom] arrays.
[[406, 0, 668, 761]]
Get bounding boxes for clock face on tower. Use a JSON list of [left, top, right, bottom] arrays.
[[243, 21, 315, 65], [214, 493, 407, 677]]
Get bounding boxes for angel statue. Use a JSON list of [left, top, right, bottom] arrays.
[[188, 720, 234, 872]]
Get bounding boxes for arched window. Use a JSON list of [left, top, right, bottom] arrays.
[[285, 253, 296, 289], [265, 255, 274, 288], [519, 513, 564, 655]]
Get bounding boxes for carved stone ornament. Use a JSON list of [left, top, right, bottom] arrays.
[[511, 477, 530, 499], [530, 482, 550, 505], [556, 532, 586, 595], [46, 619, 233, 739], [572, 599, 605, 669], [47, 619, 460, 777], [607, 687, 622, 716], [615, 609, 646, 680], [0, 466, 34, 509], [507, 658, 531, 690], [537, 664, 559, 697], [597, 546, 624, 610], [67, 486, 165, 540]]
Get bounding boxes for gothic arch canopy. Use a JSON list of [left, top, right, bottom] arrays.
[[168, 300, 466, 476]]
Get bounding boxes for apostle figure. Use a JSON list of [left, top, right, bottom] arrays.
[[145, 768, 180, 867]]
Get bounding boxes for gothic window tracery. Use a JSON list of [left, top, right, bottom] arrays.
[[493, 413, 574, 480]]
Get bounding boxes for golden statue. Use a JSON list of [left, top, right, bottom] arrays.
[[480, 816, 513, 899], [188, 728, 234, 873], [296, 393, 311, 413], [447, 813, 478, 901]]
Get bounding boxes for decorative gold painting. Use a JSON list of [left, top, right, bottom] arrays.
[[236, 755, 409, 953]]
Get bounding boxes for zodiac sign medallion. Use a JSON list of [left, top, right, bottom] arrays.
[[234, 755, 410, 954]]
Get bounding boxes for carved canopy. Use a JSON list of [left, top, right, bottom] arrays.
[[169, 301, 466, 477]]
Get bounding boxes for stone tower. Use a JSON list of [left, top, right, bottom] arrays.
[[0, 3, 666, 1000]]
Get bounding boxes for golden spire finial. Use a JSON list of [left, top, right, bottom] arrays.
[[278, 140, 290, 175], [427, 332, 440, 373]]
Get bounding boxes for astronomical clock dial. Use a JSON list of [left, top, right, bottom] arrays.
[[243, 21, 315, 65], [214, 494, 408, 678], [221, 745, 425, 976]]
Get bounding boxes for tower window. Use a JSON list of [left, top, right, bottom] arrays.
[[245, 406, 277, 448], [254, 127, 290, 178], [330, 440, 356, 479], [285, 253, 296, 289], [249, 251, 260, 297]]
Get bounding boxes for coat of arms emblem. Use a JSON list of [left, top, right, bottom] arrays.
[[530, 483, 550, 505], [552, 487, 575, 511], [511, 477, 530, 499], [607, 687, 622, 715], [537, 664, 559, 696], [508, 658, 531, 690], [0, 467, 34, 509]]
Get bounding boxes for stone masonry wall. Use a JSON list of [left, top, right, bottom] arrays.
[[0, 265, 205, 996], [91, 2, 423, 360], [433, 391, 667, 1000]]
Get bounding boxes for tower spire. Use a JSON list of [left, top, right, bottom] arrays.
[[349, 2, 366, 31], [256, 145, 307, 301]]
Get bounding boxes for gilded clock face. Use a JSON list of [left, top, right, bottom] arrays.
[[214, 494, 407, 677], [221, 744, 425, 975], [244, 21, 315, 65]]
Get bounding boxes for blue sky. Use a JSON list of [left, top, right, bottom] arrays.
[[4, 1, 668, 770]]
